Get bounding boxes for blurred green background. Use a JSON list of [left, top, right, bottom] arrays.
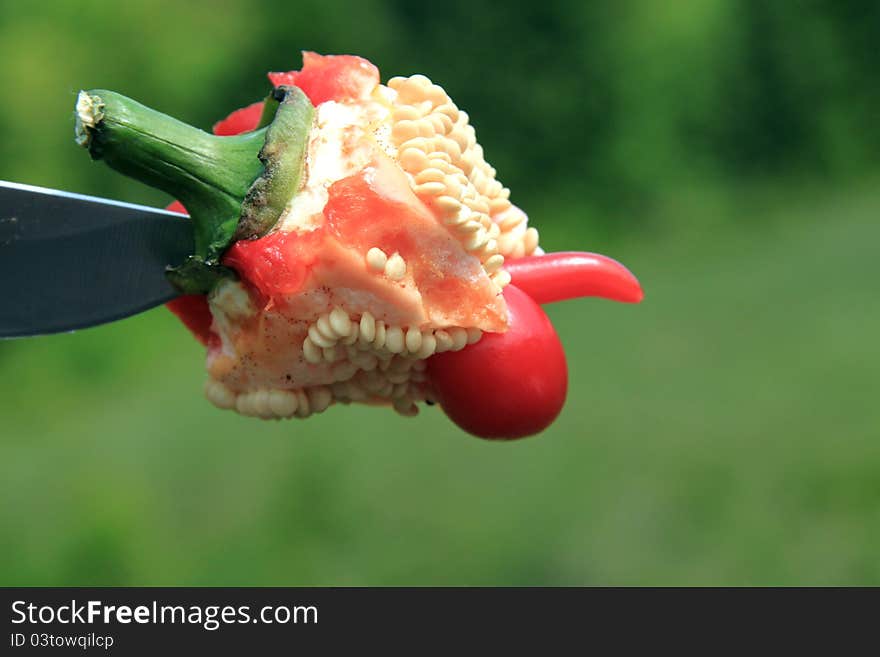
[[1, 0, 878, 585]]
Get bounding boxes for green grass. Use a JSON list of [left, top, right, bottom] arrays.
[[1, 182, 878, 585]]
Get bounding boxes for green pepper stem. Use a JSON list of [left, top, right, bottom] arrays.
[[75, 89, 266, 259]]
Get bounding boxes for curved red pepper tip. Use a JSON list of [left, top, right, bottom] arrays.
[[504, 251, 644, 305]]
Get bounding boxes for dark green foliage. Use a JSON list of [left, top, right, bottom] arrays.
[[3, 1, 878, 234]]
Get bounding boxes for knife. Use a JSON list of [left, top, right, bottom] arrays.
[[0, 180, 194, 338]]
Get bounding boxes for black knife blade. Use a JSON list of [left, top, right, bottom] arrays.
[[0, 180, 194, 338]]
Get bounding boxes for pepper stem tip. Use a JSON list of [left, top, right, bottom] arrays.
[[74, 91, 104, 148]]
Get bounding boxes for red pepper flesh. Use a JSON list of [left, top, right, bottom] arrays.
[[166, 294, 217, 347], [223, 229, 321, 299], [212, 101, 265, 136], [268, 52, 379, 106]]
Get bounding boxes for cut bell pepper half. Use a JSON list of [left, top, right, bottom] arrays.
[[77, 51, 643, 440]]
